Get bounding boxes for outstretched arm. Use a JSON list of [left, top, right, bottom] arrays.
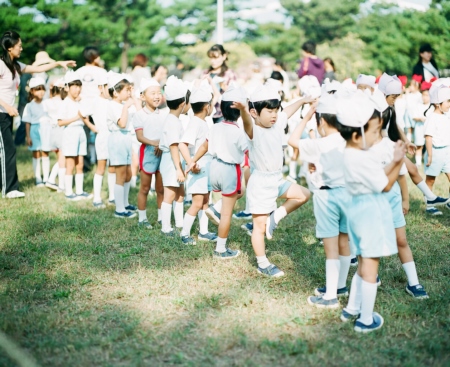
[[288, 103, 317, 149], [232, 101, 253, 139]]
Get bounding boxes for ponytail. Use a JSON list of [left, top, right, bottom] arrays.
[[0, 31, 22, 77], [382, 107, 401, 142], [424, 104, 435, 117]]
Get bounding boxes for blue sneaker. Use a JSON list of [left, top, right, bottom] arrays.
[[426, 196, 450, 207], [350, 256, 358, 267], [114, 211, 137, 218], [314, 286, 349, 298], [241, 222, 253, 236], [65, 193, 81, 201], [257, 264, 284, 278], [213, 248, 240, 259], [307, 295, 339, 309], [93, 201, 106, 209], [181, 236, 196, 245], [354, 312, 384, 333], [376, 276, 381, 286], [340, 309, 359, 322], [406, 284, 429, 299], [265, 211, 277, 240], [77, 192, 93, 200], [125, 204, 137, 212], [198, 232, 218, 242], [446, 203, 450, 210], [138, 220, 153, 229], [108, 199, 115, 206], [426, 207, 442, 216], [205, 206, 221, 226], [233, 211, 252, 220]]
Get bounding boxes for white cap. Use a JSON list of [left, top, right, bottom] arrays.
[[323, 79, 341, 93], [124, 74, 133, 84], [429, 84, 450, 104], [336, 90, 376, 128], [316, 88, 338, 115], [370, 88, 389, 113], [53, 78, 65, 88], [190, 80, 213, 104], [265, 78, 283, 92], [356, 74, 376, 88], [378, 73, 402, 96], [164, 75, 188, 101], [222, 82, 248, 104], [107, 71, 126, 89], [64, 70, 81, 84], [139, 78, 161, 93], [298, 75, 321, 98], [29, 77, 46, 89], [249, 84, 280, 103], [97, 73, 108, 86], [432, 77, 450, 88]]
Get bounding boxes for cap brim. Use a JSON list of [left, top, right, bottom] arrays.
[[32, 58, 55, 66]]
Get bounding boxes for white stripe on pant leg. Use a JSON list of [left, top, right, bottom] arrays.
[[0, 129, 6, 198]]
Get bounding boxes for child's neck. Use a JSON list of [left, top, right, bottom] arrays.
[[145, 104, 156, 113], [434, 106, 443, 115], [33, 98, 43, 104], [210, 66, 221, 74], [68, 94, 78, 101], [346, 140, 362, 150], [194, 112, 207, 121], [169, 109, 183, 118], [113, 97, 125, 104]]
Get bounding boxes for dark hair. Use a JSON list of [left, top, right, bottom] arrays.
[[176, 59, 184, 67], [274, 60, 286, 70], [151, 64, 167, 75], [324, 57, 336, 72], [50, 85, 67, 99], [221, 101, 240, 121], [191, 100, 211, 114], [270, 71, 284, 83], [108, 79, 130, 98], [0, 31, 22, 77], [28, 85, 46, 102], [132, 53, 148, 68], [337, 110, 380, 141], [302, 41, 316, 55], [83, 47, 100, 64], [382, 107, 401, 142], [248, 99, 282, 115], [315, 113, 339, 129], [68, 80, 82, 88], [207, 44, 229, 77], [417, 43, 438, 71], [166, 90, 191, 110]]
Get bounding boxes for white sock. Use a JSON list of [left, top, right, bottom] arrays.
[[345, 273, 362, 315], [181, 213, 196, 237], [173, 201, 184, 228], [157, 209, 161, 221], [41, 156, 50, 182], [65, 175, 73, 196], [114, 184, 125, 213], [138, 209, 147, 222], [124, 181, 131, 207], [161, 202, 173, 233], [93, 174, 103, 203], [32, 158, 42, 183], [289, 161, 297, 177], [130, 175, 137, 188], [323, 259, 340, 300], [359, 280, 378, 326], [338, 255, 352, 289], [58, 168, 66, 189], [215, 237, 227, 253], [273, 206, 287, 225], [417, 181, 437, 201], [108, 173, 116, 201], [213, 199, 222, 213], [75, 173, 84, 195], [406, 132, 412, 142], [198, 210, 209, 234], [256, 255, 271, 269], [415, 152, 422, 166], [402, 261, 419, 286], [48, 162, 59, 184]]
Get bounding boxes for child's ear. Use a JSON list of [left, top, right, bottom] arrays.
[[351, 131, 360, 144], [249, 108, 258, 119]]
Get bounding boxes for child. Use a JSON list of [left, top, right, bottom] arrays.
[[336, 90, 406, 333], [133, 78, 165, 228], [23, 77, 48, 186], [404, 75, 423, 142], [289, 90, 352, 307], [179, 80, 217, 244], [159, 76, 190, 235], [58, 71, 96, 201], [106, 71, 137, 218], [411, 82, 431, 166], [356, 74, 376, 94]]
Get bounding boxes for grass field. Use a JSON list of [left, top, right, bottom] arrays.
[[0, 146, 449, 367]]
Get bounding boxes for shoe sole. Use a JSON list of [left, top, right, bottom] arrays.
[[197, 236, 218, 242], [257, 269, 285, 278], [426, 198, 450, 207], [213, 250, 241, 260], [405, 287, 429, 299], [45, 183, 59, 191], [307, 297, 340, 309], [354, 315, 384, 333], [314, 289, 349, 298], [233, 215, 252, 220], [114, 213, 137, 219], [350, 262, 358, 267], [340, 313, 359, 323], [205, 209, 220, 226]]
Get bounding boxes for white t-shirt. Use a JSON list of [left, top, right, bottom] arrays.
[[405, 91, 422, 115], [412, 102, 429, 121], [299, 132, 346, 188], [57, 98, 84, 127], [76, 65, 107, 98], [0, 60, 26, 113], [422, 62, 439, 82], [208, 121, 248, 164], [91, 97, 109, 134], [424, 113, 450, 147], [159, 114, 183, 152], [394, 96, 406, 131], [132, 107, 165, 141], [344, 148, 388, 196], [22, 100, 46, 125], [370, 136, 408, 176], [43, 97, 63, 126], [180, 116, 212, 167], [106, 100, 132, 133]]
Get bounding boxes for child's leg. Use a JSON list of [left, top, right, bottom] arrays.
[[289, 148, 299, 178], [358, 257, 380, 325], [415, 146, 423, 166], [406, 157, 437, 201], [137, 172, 152, 222], [252, 214, 270, 268], [198, 194, 211, 235], [32, 151, 42, 184], [155, 171, 164, 222], [161, 186, 177, 233], [322, 236, 340, 300], [41, 151, 50, 182], [215, 193, 239, 253], [107, 165, 116, 202], [58, 151, 66, 190], [123, 165, 133, 207], [74, 156, 84, 195], [65, 157, 76, 196], [131, 150, 138, 187], [48, 158, 59, 185], [93, 159, 107, 203], [114, 165, 127, 213], [173, 185, 185, 229], [425, 175, 436, 191], [337, 233, 352, 289], [396, 226, 420, 287], [181, 193, 204, 237]]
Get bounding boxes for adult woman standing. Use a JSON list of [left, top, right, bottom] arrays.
[[0, 30, 75, 198], [412, 43, 439, 82]]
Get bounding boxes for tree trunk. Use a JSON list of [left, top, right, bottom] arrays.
[[121, 42, 129, 73]]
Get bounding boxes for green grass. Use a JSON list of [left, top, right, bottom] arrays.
[[0, 146, 449, 367]]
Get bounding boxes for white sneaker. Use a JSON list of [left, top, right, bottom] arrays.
[[5, 190, 25, 199]]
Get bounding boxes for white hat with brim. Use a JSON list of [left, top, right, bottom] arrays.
[[316, 87, 338, 115], [370, 88, 389, 113], [139, 78, 161, 93], [378, 73, 402, 96], [64, 70, 81, 84], [336, 90, 376, 128], [356, 74, 376, 88], [107, 71, 126, 90], [53, 78, 65, 88], [97, 73, 108, 86], [298, 75, 320, 97], [222, 82, 248, 104], [164, 75, 188, 101], [249, 84, 281, 103], [323, 79, 341, 93], [265, 78, 283, 92], [29, 77, 46, 89], [429, 84, 450, 104], [190, 80, 213, 104], [32, 51, 55, 66]]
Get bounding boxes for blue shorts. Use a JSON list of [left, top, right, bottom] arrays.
[[139, 144, 161, 174], [424, 146, 450, 177], [313, 187, 350, 238], [39, 123, 53, 151], [384, 182, 406, 229], [160, 151, 182, 187], [210, 158, 241, 196], [108, 130, 132, 166], [62, 126, 87, 157], [413, 122, 425, 146], [187, 157, 212, 195], [403, 112, 415, 129], [28, 124, 41, 151]]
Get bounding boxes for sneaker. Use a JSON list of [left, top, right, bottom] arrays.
[[318, 238, 324, 246], [77, 192, 93, 200], [65, 193, 81, 201], [108, 199, 115, 206], [184, 200, 192, 206], [198, 232, 218, 242], [214, 248, 241, 259], [314, 286, 349, 298], [265, 211, 277, 240], [426, 207, 442, 216], [5, 190, 25, 199], [161, 230, 175, 237], [257, 264, 285, 278], [35, 182, 45, 187], [114, 211, 136, 219], [426, 196, 450, 207], [157, 220, 162, 225], [93, 201, 106, 209], [181, 235, 196, 245], [446, 203, 450, 211], [138, 220, 153, 229], [354, 312, 384, 333], [307, 295, 339, 309], [340, 309, 360, 323], [205, 206, 221, 226], [350, 256, 358, 267], [376, 276, 381, 286], [45, 182, 59, 191], [233, 211, 252, 220], [241, 222, 253, 236], [406, 284, 429, 299], [125, 204, 137, 212]]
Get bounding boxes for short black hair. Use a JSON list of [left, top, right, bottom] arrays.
[[302, 41, 316, 55], [191, 101, 210, 114], [270, 71, 284, 83], [315, 113, 339, 129], [167, 90, 191, 110], [248, 99, 281, 115], [336, 110, 380, 141], [108, 79, 130, 98], [68, 80, 82, 87], [83, 46, 100, 64], [221, 101, 240, 121]]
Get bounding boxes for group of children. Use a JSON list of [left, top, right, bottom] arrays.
[[22, 62, 450, 333]]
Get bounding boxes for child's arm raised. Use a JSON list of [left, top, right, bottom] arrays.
[[232, 101, 253, 139], [383, 141, 407, 192], [288, 103, 316, 149], [117, 99, 135, 129], [283, 96, 316, 119]]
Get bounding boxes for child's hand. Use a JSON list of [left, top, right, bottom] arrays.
[[426, 155, 432, 167], [154, 147, 162, 157], [26, 137, 32, 147], [176, 168, 185, 183], [406, 141, 417, 155], [57, 60, 77, 70], [231, 101, 248, 111], [302, 96, 317, 105], [308, 163, 316, 173], [185, 162, 199, 174], [402, 199, 410, 215], [393, 141, 407, 163]]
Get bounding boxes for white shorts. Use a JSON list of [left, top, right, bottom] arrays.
[[131, 134, 140, 155], [51, 125, 63, 150], [246, 170, 291, 214], [160, 151, 181, 187], [62, 126, 87, 157], [424, 146, 450, 177], [414, 122, 425, 146], [108, 131, 132, 166], [95, 131, 110, 161], [187, 157, 212, 195], [210, 158, 242, 196], [28, 124, 41, 151], [39, 122, 53, 151]]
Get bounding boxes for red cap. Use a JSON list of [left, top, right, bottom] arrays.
[[412, 74, 423, 83], [398, 75, 407, 86], [430, 77, 438, 83], [375, 75, 381, 84], [421, 81, 432, 91]]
